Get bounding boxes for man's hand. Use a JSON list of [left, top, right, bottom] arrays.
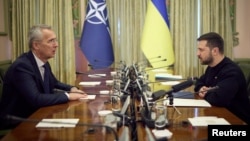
[[198, 86, 209, 98], [68, 93, 87, 100], [68, 87, 87, 100]]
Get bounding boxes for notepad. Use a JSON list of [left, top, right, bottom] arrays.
[[36, 118, 79, 128], [152, 129, 173, 139], [88, 74, 106, 78], [161, 81, 181, 85], [188, 116, 230, 126], [110, 71, 117, 76], [105, 80, 113, 85], [79, 81, 101, 86], [99, 90, 109, 94], [155, 73, 183, 81], [165, 98, 211, 107], [79, 95, 96, 100]]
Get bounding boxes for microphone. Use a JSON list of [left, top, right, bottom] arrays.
[[88, 64, 126, 72], [5, 115, 119, 141], [94, 59, 125, 65], [151, 86, 220, 104], [144, 66, 170, 72], [152, 80, 194, 101], [138, 59, 167, 67], [75, 71, 107, 78], [88, 64, 109, 69], [150, 59, 167, 64], [137, 56, 161, 64], [92, 60, 127, 71]]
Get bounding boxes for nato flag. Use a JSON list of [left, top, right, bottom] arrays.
[[80, 0, 114, 69]]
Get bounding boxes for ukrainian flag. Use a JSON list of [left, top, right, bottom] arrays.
[[141, 0, 174, 68]]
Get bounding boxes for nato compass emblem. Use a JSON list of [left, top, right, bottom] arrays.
[[85, 0, 108, 26]]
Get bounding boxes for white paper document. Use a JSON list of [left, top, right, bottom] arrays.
[[79, 81, 101, 86], [79, 95, 96, 100], [36, 118, 79, 128], [88, 74, 106, 78], [188, 116, 230, 126], [165, 98, 211, 107], [161, 81, 181, 85], [99, 90, 109, 94], [155, 73, 183, 80], [152, 129, 173, 139]]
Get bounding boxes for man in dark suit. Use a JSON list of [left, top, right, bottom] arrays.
[[195, 32, 250, 125], [0, 24, 87, 129]]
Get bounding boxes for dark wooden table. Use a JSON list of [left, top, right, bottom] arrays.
[[136, 106, 246, 141], [1, 69, 246, 141]]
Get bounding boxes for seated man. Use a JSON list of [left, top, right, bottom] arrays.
[[195, 32, 250, 125], [0, 24, 87, 129]]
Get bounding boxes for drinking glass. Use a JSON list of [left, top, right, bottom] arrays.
[[111, 95, 121, 112], [154, 105, 167, 130]]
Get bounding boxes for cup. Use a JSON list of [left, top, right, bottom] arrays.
[[154, 105, 167, 130], [113, 75, 121, 91], [111, 95, 121, 111]]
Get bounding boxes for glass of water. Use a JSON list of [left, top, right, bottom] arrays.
[[111, 95, 121, 112], [154, 105, 167, 130]]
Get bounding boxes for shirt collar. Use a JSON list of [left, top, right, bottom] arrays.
[[32, 52, 45, 68]]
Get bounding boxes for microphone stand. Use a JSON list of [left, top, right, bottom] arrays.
[[129, 87, 138, 141], [167, 92, 181, 115]]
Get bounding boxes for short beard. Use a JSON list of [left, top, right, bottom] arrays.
[[201, 55, 213, 65]]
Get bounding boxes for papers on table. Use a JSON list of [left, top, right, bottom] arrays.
[[105, 80, 113, 85], [99, 90, 109, 94], [88, 74, 106, 78], [155, 73, 183, 81], [79, 95, 96, 100], [152, 129, 173, 139], [188, 116, 230, 126], [36, 118, 79, 128], [161, 81, 181, 85], [165, 98, 211, 107], [79, 81, 101, 86], [110, 71, 117, 76]]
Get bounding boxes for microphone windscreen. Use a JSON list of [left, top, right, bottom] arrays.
[[152, 90, 166, 100], [172, 80, 193, 92]]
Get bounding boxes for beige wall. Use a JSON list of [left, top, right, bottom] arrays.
[[233, 0, 250, 58], [0, 0, 12, 61], [0, 36, 11, 60]]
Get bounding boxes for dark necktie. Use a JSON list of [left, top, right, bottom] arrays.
[[43, 64, 50, 93]]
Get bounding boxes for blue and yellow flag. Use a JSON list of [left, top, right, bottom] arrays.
[[141, 0, 174, 68], [80, 0, 114, 69]]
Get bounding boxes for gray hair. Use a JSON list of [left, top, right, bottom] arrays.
[[28, 24, 52, 49]]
